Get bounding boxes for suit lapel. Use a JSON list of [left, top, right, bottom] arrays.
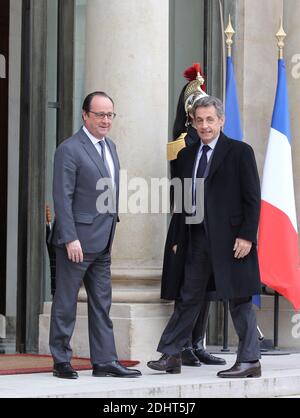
[[206, 132, 233, 182], [79, 128, 109, 178]]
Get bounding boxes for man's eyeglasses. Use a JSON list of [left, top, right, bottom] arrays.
[[88, 111, 117, 120]]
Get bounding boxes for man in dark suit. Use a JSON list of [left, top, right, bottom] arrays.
[[148, 96, 261, 378], [49, 91, 141, 379], [165, 64, 225, 367]]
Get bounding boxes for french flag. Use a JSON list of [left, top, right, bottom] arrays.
[[258, 59, 300, 310], [224, 56, 261, 306]]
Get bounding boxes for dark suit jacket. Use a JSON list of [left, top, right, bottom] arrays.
[[161, 132, 261, 300], [51, 127, 120, 253]]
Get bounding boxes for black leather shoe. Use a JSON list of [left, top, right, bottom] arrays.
[[217, 361, 261, 378], [53, 362, 78, 379], [147, 353, 181, 374], [194, 349, 226, 365], [181, 348, 201, 367], [92, 361, 142, 378]]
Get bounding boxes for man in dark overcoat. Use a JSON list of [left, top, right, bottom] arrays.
[[165, 64, 226, 367], [148, 96, 262, 378]]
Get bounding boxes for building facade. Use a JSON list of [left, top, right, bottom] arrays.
[[1, 0, 300, 358]]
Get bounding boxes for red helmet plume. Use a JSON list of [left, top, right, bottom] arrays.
[[183, 63, 206, 92]]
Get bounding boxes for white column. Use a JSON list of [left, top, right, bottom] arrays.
[[86, 0, 169, 288], [84, 0, 172, 360], [85, 0, 169, 283]]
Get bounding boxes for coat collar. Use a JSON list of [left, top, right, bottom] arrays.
[[206, 132, 233, 181], [183, 131, 233, 180]]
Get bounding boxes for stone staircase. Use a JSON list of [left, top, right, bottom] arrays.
[[2, 353, 300, 398]]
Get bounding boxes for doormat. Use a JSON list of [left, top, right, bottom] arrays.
[[0, 354, 140, 375]]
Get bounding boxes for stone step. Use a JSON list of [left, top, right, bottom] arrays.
[[1, 354, 300, 398]]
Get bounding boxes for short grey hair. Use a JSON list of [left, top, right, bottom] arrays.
[[192, 96, 224, 119]]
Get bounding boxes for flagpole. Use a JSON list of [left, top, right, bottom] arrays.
[[221, 15, 237, 354], [276, 17, 286, 60], [273, 18, 287, 350], [225, 15, 235, 58]]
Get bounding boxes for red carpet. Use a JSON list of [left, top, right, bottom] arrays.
[[0, 354, 139, 375]]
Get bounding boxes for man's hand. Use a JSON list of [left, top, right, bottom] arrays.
[[172, 245, 177, 254], [66, 240, 84, 263], [233, 238, 252, 259]]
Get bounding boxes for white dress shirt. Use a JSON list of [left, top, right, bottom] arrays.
[[83, 126, 115, 186], [193, 136, 219, 176]]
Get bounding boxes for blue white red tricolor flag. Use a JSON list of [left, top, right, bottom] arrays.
[[258, 59, 300, 310], [224, 56, 261, 307]]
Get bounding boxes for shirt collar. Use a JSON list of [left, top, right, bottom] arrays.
[[200, 136, 219, 151], [83, 126, 105, 145]]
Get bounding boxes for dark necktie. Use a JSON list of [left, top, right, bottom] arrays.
[[192, 144, 211, 208], [98, 140, 111, 177], [196, 145, 211, 178]]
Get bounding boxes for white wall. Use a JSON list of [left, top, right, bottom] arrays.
[[85, 0, 169, 271]]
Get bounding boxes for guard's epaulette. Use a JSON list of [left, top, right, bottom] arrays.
[[167, 133, 187, 161]]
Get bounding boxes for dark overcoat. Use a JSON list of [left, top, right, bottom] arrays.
[[161, 132, 261, 301]]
